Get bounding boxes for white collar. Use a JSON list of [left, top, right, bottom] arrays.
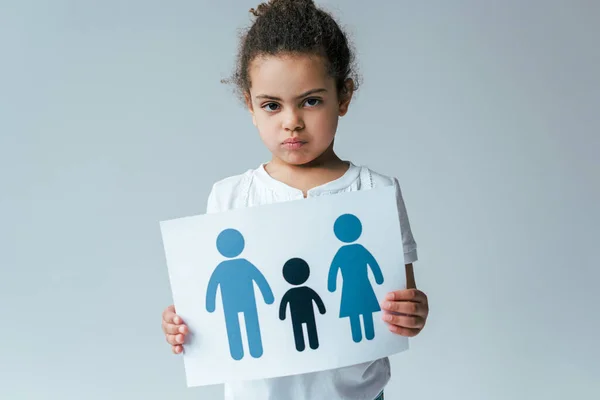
[[253, 161, 361, 196]]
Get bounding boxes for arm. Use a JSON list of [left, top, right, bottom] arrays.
[[327, 252, 340, 292], [311, 289, 326, 315], [380, 179, 428, 336], [206, 267, 221, 313], [405, 263, 416, 289], [279, 293, 290, 320], [251, 264, 274, 305], [393, 177, 419, 268], [365, 247, 384, 285]]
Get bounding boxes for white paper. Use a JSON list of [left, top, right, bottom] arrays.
[[159, 185, 409, 387]]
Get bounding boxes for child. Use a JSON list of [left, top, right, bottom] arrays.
[[160, 0, 430, 399], [279, 257, 327, 352]]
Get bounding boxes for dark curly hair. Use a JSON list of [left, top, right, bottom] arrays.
[[223, 0, 360, 101]]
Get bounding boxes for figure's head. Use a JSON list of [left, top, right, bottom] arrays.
[[333, 213, 362, 243], [225, 0, 360, 166], [216, 228, 245, 258], [282, 257, 310, 285]]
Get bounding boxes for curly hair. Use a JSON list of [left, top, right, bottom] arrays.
[[223, 0, 360, 101]]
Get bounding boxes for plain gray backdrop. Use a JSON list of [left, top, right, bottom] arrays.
[[1, 0, 598, 399]]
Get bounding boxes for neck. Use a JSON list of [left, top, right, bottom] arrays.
[[265, 145, 350, 195]]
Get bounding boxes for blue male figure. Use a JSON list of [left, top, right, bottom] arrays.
[[206, 228, 274, 360]]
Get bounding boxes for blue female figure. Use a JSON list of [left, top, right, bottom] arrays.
[[328, 214, 384, 343]]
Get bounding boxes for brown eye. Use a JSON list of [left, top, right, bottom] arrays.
[[304, 98, 321, 107], [263, 103, 280, 112]]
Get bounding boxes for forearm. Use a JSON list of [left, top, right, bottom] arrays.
[[405, 263, 416, 289]]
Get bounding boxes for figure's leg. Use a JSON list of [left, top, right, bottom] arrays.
[[224, 311, 244, 360], [349, 314, 362, 343], [293, 320, 306, 352], [306, 315, 319, 350], [364, 312, 375, 340], [244, 306, 264, 358]]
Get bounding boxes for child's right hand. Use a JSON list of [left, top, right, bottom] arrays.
[[161, 304, 189, 354]]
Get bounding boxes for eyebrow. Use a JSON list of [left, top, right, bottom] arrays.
[[255, 88, 328, 101]]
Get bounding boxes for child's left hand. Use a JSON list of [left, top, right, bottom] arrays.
[[381, 289, 429, 337]]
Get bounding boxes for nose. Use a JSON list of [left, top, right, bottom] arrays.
[[282, 109, 304, 132]]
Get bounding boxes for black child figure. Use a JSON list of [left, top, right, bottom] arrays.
[[279, 258, 326, 352]]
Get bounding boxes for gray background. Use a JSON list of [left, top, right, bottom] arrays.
[[1, 0, 598, 399]]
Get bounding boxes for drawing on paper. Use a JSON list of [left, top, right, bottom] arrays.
[[206, 228, 274, 360], [279, 257, 326, 352], [328, 214, 384, 343]]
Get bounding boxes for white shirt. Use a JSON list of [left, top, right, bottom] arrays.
[[205, 161, 418, 400]]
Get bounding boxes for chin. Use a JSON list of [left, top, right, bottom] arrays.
[[280, 153, 319, 166]]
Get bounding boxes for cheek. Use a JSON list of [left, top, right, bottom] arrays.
[[327, 113, 339, 132], [313, 110, 339, 138], [255, 116, 280, 142]]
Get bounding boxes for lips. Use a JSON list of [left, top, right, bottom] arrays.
[[282, 138, 306, 150], [283, 138, 305, 144]]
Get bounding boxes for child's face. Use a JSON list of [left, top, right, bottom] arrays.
[[245, 54, 352, 166]]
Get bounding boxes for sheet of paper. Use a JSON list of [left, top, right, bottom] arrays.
[[159, 185, 409, 387]]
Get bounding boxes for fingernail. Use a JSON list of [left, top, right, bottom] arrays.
[[179, 326, 185, 334], [386, 293, 394, 300], [385, 314, 393, 322], [174, 316, 180, 324]]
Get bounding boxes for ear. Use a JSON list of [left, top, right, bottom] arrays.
[[338, 78, 355, 117], [244, 91, 257, 127]]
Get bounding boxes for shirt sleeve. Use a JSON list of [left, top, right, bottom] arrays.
[[205, 183, 221, 214], [393, 177, 418, 264]]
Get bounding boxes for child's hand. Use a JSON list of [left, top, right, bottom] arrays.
[[381, 289, 429, 337], [161, 304, 189, 354]]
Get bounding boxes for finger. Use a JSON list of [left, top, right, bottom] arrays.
[[166, 333, 186, 346], [172, 345, 183, 354], [162, 305, 179, 324], [382, 312, 425, 329], [163, 308, 186, 328], [380, 300, 428, 317], [162, 321, 188, 335], [386, 289, 427, 304], [387, 324, 421, 337]]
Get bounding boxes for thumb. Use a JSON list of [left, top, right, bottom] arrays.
[[163, 304, 178, 324]]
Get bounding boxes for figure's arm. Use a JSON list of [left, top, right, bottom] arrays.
[[206, 267, 220, 313], [365, 247, 384, 285], [251, 264, 274, 305], [279, 293, 289, 320], [311, 289, 326, 315], [327, 253, 340, 292]]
